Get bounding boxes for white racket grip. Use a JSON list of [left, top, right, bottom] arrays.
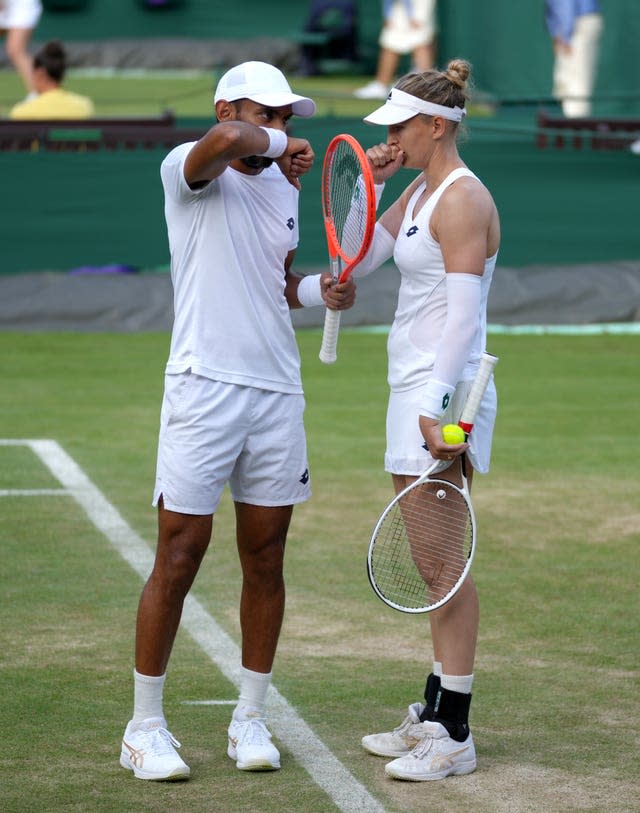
[[458, 352, 499, 433], [319, 307, 342, 364]]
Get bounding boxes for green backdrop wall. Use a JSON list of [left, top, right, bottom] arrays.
[[1, 117, 638, 276], [36, 0, 640, 112]]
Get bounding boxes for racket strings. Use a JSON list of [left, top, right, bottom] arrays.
[[370, 482, 473, 611], [326, 141, 370, 262]]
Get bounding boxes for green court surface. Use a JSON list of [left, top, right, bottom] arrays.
[[1, 330, 638, 813]]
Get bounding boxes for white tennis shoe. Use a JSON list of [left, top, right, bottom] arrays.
[[227, 716, 281, 771], [353, 80, 389, 99], [120, 717, 190, 780], [384, 721, 476, 781], [361, 702, 426, 757]]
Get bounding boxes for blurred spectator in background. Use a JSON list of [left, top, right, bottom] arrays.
[[299, 0, 358, 76], [354, 0, 436, 99], [0, 0, 42, 97], [9, 40, 95, 119], [545, 0, 603, 118]]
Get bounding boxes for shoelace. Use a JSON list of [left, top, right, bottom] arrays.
[[411, 734, 436, 759], [393, 717, 413, 735], [142, 725, 182, 756], [234, 718, 271, 746], [393, 707, 421, 735]]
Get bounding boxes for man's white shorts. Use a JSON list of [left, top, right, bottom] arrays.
[[385, 377, 497, 476], [0, 0, 42, 29], [153, 372, 311, 515]]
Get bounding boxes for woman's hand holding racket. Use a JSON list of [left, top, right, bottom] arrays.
[[419, 416, 468, 462]]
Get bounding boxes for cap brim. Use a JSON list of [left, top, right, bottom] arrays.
[[363, 101, 417, 125], [247, 92, 316, 118]]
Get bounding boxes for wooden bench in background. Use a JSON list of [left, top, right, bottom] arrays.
[[536, 109, 640, 151], [0, 110, 203, 151]]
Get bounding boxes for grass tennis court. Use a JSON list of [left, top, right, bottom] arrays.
[[1, 330, 638, 813]]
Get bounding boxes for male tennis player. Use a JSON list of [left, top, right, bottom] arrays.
[[119, 61, 355, 781]]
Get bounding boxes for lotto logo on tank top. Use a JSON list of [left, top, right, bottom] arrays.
[[406, 226, 419, 237]]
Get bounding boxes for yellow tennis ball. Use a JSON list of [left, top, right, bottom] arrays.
[[442, 423, 465, 445]]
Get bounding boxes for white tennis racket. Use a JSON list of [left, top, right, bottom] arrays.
[[367, 352, 499, 613]]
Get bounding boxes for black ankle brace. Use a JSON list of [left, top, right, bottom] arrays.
[[418, 673, 441, 722], [423, 685, 472, 742]]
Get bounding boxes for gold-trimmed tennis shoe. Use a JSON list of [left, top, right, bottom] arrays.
[[384, 721, 476, 781], [361, 702, 426, 757], [120, 717, 190, 781]]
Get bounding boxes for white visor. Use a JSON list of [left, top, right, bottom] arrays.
[[364, 88, 466, 125]]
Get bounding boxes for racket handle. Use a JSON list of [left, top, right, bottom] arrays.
[[319, 307, 342, 364], [458, 352, 499, 435]]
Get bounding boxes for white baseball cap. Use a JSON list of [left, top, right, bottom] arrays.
[[214, 61, 316, 118]]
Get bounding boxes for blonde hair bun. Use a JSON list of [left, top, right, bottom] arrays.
[[445, 59, 471, 90]]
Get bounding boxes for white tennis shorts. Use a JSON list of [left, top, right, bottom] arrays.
[[385, 377, 497, 476], [380, 0, 437, 54], [0, 0, 42, 29], [153, 371, 311, 515]]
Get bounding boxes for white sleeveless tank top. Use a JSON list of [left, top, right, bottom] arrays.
[[387, 167, 497, 391]]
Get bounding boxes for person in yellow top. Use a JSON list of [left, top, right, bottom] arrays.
[[9, 40, 94, 119]]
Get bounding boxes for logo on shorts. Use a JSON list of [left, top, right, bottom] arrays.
[[299, 468, 309, 485], [286, 217, 295, 231], [442, 393, 450, 410], [406, 225, 419, 237]]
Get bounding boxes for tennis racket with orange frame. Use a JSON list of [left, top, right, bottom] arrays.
[[319, 134, 377, 364]]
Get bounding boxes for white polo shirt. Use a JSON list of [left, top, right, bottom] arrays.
[[160, 142, 303, 394]]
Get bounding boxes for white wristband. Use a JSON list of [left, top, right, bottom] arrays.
[[297, 274, 324, 307], [259, 127, 288, 159], [419, 379, 455, 420]]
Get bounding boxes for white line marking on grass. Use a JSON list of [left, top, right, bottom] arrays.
[[0, 489, 70, 496], [181, 700, 236, 706], [14, 439, 386, 813], [344, 322, 640, 336]]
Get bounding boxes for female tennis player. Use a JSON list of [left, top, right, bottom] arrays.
[[354, 59, 500, 781]]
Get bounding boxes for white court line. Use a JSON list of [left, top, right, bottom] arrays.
[[0, 489, 70, 496], [181, 700, 236, 706], [10, 439, 386, 813]]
